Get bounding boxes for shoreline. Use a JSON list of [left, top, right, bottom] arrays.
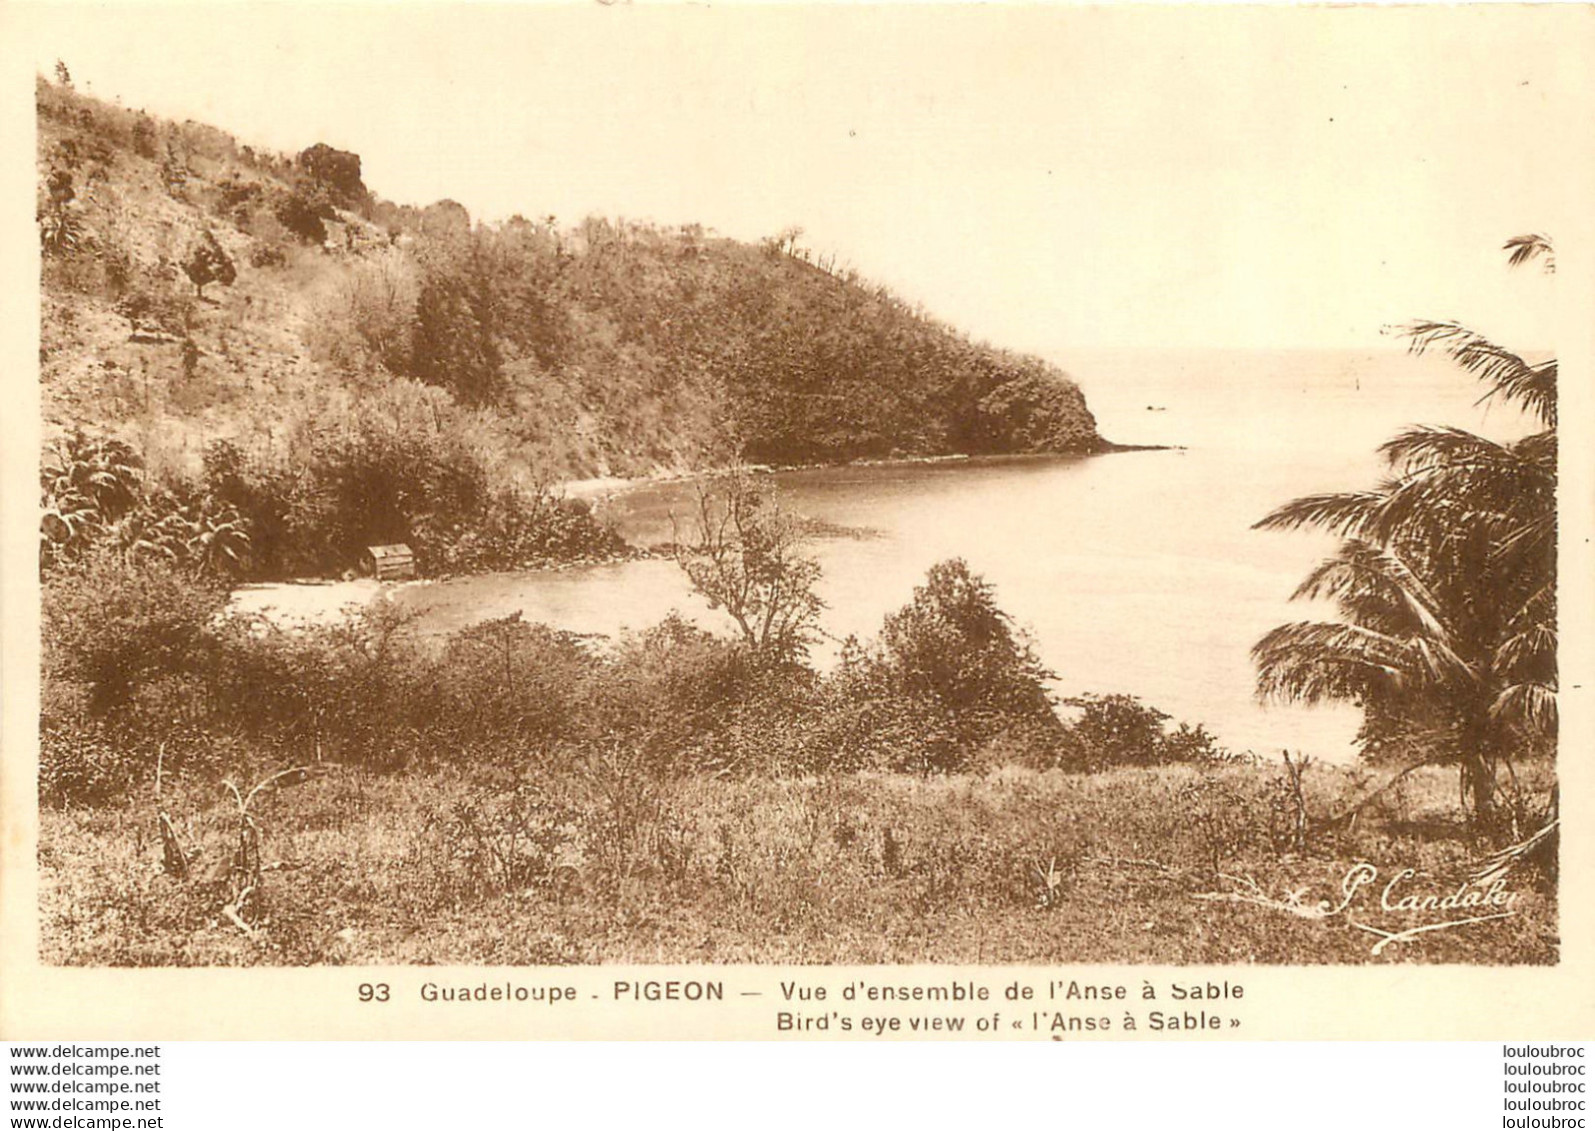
[[562, 438, 1174, 504], [228, 438, 1175, 623]]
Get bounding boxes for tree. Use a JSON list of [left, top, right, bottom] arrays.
[[297, 143, 366, 210], [275, 191, 330, 244], [973, 365, 1100, 454], [38, 168, 81, 258], [182, 229, 237, 298], [874, 557, 1058, 747], [410, 261, 502, 405], [1058, 694, 1172, 768], [130, 113, 158, 158], [672, 469, 824, 663], [1253, 238, 1556, 831], [161, 139, 188, 197]]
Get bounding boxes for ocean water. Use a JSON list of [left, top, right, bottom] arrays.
[[398, 348, 1540, 763]]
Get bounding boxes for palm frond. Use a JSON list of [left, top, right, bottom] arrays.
[[1379, 425, 1519, 473], [1401, 321, 1556, 427], [1252, 621, 1413, 704], [1504, 234, 1555, 273], [1253, 490, 1389, 537], [1291, 539, 1452, 646], [1470, 816, 1557, 886], [1489, 682, 1558, 742], [1513, 429, 1557, 469], [1494, 582, 1557, 684], [1367, 451, 1553, 558], [1494, 622, 1557, 677]]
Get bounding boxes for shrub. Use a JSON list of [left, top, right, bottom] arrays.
[[116, 276, 195, 336], [304, 251, 417, 374], [421, 614, 595, 758], [37, 431, 253, 581], [192, 393, 627, 580], [1172, 774, 1274, 880], [112, 484, 253, 580], [201, 439, 299, 577], [160, 140, 188, 197], [40, 430, 145, 571], [812, 643, 963, 773], [38, 717, 233, 808], [39, 719, 145, 808], [1057, 694, 1169, 769], [1162, 721, 1232, 765], [43, 550, 228, 715], [209, 597, 430, 769], [428, 781, 580, 899], [705, 666, 831, 775], [214, 173, 264, 225], [304, 393, 492, 567], [205, 383, 497, 573], [274, 190, 330, 245], [249, 242, 288, 269], [130, 113, 158, 158], [421, 486, 626, 574], [38, 203, 84, 259], [597, 615, 758, 770], [410, 268, 504, 405], [1048, 694, 1232, 772], [181, 229, 237, 298]]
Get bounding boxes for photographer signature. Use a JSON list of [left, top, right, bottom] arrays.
[[1336, 862, 1520, 954], [1197, 862, 1521, 955]]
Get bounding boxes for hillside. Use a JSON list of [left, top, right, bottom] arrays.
[[36, 76, 1103, 576]]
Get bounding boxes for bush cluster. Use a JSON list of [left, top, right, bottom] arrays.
[[41, 394, 627, 583], [199, 387, 627, 577], [1051, 694, 1232, 771], [41, 548, 1228, 808]]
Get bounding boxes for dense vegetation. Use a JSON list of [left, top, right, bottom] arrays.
[[42, 503, 1555, 967], [41, 513, 1224, 811], [37, 76, 1101, 581], [40, 408, 627, 581], [40, 471, 1556, 968], [34, 69, 1555, 967]]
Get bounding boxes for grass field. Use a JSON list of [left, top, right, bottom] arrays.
[[38, 759, 1557, 967]]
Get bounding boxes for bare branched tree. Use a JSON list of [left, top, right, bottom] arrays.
[[671, 469, 824, 663]]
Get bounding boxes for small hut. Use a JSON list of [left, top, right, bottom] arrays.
[[364, 543, 416, 581]]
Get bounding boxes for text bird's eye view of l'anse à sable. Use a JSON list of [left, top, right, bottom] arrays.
[[27, 8, 1566, 967]]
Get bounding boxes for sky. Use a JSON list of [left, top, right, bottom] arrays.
[[11, 3, 1587, 356]]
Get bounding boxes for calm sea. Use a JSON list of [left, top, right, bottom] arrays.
[[397, 348, 1540, 763]]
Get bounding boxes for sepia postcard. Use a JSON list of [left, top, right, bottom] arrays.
[[1, 2, 1592, 1041]]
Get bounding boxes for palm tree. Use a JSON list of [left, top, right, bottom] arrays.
[[1253, 238, 1556, 831]]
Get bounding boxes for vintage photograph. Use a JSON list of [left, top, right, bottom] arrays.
[[25, 6, 1566, 969]]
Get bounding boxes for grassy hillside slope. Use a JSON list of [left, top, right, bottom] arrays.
[[38, 77, 1102, 493]]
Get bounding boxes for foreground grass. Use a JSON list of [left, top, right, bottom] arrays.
[[39, 761, 1556, 966]]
